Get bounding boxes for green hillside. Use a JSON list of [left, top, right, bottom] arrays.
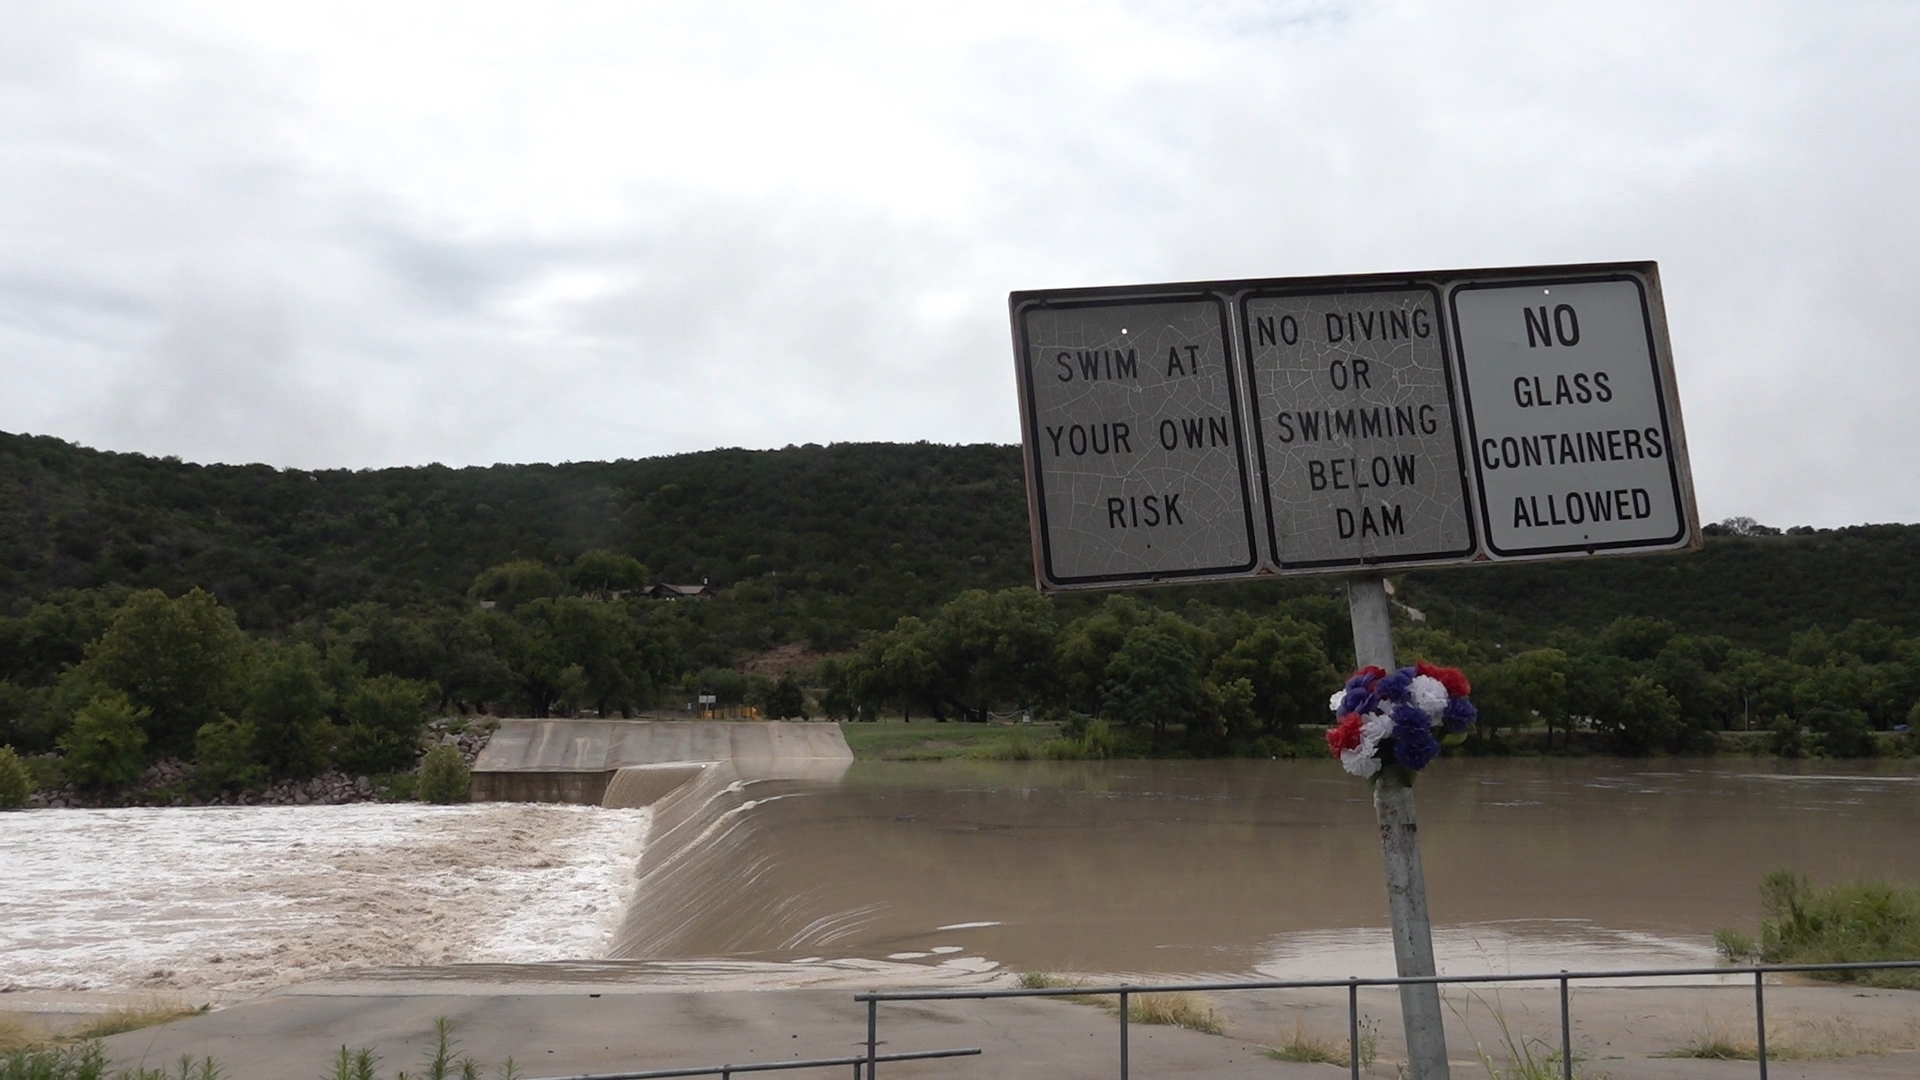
[[3, 429, 1917, 789], [5, 428, 1916, 650]]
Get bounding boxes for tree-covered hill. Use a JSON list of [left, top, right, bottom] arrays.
[[0, 432, 1031, 635], [6, 429, 1919, 789], [4, 428, 1916, 654]]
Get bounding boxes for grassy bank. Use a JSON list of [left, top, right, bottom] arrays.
[[1717, 871, 1920, 988], [837, 720, 1917, 763], [837, 720, 1068, 760]]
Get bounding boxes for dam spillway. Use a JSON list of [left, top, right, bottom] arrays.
[[469, 719, 855, 804], [469, 719, 865, 961]]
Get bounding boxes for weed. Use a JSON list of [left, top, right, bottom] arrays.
[[0, 1016, 52, 1055], [117, 1057, 221, 1080], [66, 1002, 206, 1042], [332, 1017, 518, 1080], [326, 1047, 379, 1080], [1713, 928, 1757, 964], [1125, 993, 1223, 1035], [1013, 973, 1104, 1006], [1452, 992, 1594, 1080], [1, 1042, 109, 1080], [1659, 1009, 1920, 1061], [1014, 975, 1222, 1031], [1263, 1019, 1345, 1064]]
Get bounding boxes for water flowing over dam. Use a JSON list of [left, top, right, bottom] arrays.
[[475, 727, 1920, 979], [472, 720, 865, 962]]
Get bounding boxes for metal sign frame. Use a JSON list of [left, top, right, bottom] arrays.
[[1011, 261, 1701, 592]]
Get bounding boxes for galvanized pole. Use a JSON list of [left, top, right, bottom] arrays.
[[1348, 575, 1451, 1080]]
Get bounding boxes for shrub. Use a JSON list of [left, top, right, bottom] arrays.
[[1719, 870, 1920, 988], [417, 744, 470, 804], [192, 718, 263, 795], [0, 745, 31, 809], [245, 645, 333, 779], [1806, 707, 1876, 758], [59, 693, 149, 792], [764, 673, 807, 720], [334, 676, 431, 775]]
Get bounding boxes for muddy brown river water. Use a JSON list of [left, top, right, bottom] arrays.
[[612, 757, 1920, 979]]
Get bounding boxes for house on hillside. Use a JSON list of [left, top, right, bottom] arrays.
[[646, 582, 717, 600]]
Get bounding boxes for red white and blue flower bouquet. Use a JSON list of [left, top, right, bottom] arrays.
[[1325, 662, 1477, 779]]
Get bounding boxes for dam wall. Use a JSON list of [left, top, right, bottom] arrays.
[[468, 720, 852, 804], [470, 719, 856, 960]]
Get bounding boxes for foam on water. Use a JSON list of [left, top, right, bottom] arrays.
[[0, 802, 650, 995]]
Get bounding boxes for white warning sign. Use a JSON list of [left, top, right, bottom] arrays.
[[1011, 264, 1699, 593]]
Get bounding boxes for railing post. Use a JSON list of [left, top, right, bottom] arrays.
[[1754, 969, 1768, 1080], [1349, 979, 1361, 1080], [1119, 987, 1130, 1080], [1559, 973, 1571, 1080], [867, 996, 878, 1080]]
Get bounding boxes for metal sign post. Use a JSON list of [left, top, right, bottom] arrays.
[[1010, 262, 1699, 1080], [1348, 575, 1449, 1078]]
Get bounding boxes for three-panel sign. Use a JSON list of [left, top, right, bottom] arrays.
[[1011, 262, 1700, 592]]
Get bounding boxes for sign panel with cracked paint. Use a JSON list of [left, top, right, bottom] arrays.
[[1240, 286, 1475, 570], [1013, 294, 1259, 589]]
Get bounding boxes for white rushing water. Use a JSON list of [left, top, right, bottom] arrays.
[[1, 802, 650, 995]]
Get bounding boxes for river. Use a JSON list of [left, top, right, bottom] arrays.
[[610, 757, 1920, 979]]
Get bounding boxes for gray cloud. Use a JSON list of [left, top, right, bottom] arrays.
[[0, 1, 1915, 529]]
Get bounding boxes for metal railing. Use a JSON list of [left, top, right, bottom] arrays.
[[529, 1046, 980, 1080], [854, 959, 1920, 1080]]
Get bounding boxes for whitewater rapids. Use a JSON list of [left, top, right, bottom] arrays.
[[1, 803, 650, 995]]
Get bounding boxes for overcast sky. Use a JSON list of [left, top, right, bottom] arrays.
[[1, 1, 1914, 528]]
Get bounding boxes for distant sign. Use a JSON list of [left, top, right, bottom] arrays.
[[1011, 263, 1699, 592]]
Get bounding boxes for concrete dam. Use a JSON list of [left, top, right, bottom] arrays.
[[471, 720, 860, 961]]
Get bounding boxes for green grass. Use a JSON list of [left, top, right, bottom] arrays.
[[0, 1044, 220, 1080], [838, 721, 1064, 760], [1715, 870, 1920, 988], [0, 1016, 524, 1080]]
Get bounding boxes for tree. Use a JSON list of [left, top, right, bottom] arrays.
[[468, 560, 567, 613], [923, 589, 1059, 719], [245, 643, 333, 779], [193, 717, 264, 795], [1491, 648, 1570, 748], [544, 597, 641, 715], [69, 589, 246, 757], [569, 551, 650, 597], [1599, 617, 1677, 662], [335, 675, 433, 775], [1103, 628, 1204, 748], [765, 673, 807, 720], [60, 692, 149, 791], [1211, 619, 1340, 737], [1595, 675, 1682, 755]]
